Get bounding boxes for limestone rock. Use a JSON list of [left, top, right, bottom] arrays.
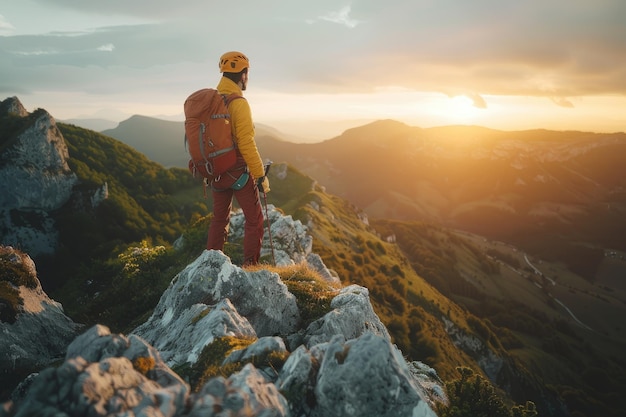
[[0, 98, 77, 256], [189, 364, 289, 417], [5, 325, 188, 417], [0, 246, 81, 372], [277, 333, 437, 417], [229, 204, 313, 266], [1, 252, 442, 417], [303, 284, 390, 347], [132, 250, 300, 366], [0, 97, 28, 117]]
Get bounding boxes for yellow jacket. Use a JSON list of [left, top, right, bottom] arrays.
[[216, 77, 265, 179]]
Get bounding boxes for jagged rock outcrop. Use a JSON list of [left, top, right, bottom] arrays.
[[442, 317, 503, 381], [230, 204, 339, 283], [0, 128, 443, 416], [6, 325, 190, 417], [132, 250, 300, 365], [277, 333, 436, 417], [231, 204, 313, 266], [0, 97, 78, 257], [0, 246, 82, 373], [302, 285, 390, 348], [1, 242, 442, 417], [0, 96, 28, 117]]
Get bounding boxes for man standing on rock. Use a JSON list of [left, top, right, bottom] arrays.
[[207, 51, 270, 266]]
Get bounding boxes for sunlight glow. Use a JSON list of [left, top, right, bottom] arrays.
[[28, 88, 626, 143], [441, 95, 481, 124]]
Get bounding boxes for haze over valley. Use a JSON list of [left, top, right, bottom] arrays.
[[2, 96, 626, 417], [99, 111, 626, 365]]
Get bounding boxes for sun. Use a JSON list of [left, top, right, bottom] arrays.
[[446, 95, 480, 123], [415, 94, 484, 126]]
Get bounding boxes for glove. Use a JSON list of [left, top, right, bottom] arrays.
[[257, 176, 270, 193]]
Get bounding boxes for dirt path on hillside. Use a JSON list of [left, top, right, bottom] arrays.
[[523, 254, 594, 331]]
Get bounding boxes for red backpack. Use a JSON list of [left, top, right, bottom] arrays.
[[184, 88, 243, 179]]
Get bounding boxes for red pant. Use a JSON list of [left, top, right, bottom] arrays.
[[207, 174, 264, 265]]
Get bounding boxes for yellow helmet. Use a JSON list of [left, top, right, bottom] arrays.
[[219, 51, 250, 73]]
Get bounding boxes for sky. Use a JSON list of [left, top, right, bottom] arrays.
[[1, 0, 625, 140]]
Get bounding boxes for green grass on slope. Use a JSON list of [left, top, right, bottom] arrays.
[[288, 189, 481, 380], [371, 218, 626, 417]]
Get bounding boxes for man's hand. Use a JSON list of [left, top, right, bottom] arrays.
[[257, 176, 270, 193]]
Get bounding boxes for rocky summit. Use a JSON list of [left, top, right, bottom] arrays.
[[0, 97, 78, 257], [0, 208, 444, 417], [0, 246, 82, 370]]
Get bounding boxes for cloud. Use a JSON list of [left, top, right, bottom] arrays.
[[97, 43, 115, 52], [550, 97, 575, 108], [468, 93, 487, 109], [9, 41, 115, 57], [0, 14, 15, 34], [318, 5, 360, 28], [29, 0, 207, 18], [2, 0, 626, 125]]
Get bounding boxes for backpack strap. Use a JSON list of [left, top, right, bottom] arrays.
[[221, 93, 245, 156], [222, 93, 244, 106]]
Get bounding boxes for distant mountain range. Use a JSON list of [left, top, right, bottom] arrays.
[[97, 115, 301, 168], [259, 120, 626, 245], [101, 115, 626, 275], [4, 97, 626, 416], [101, 115, 188, 168], [61, 117, 119, 131]]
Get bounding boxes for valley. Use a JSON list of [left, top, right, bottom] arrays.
[[457, 230, 624, 341], [98, 112, 626, 369], [3, 101, 625, 416]]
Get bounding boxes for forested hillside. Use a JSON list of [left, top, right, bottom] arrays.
[[45, 124, 547, 414], [38, 123, 208, 292], [59, 123, 625, 417], [3, 117, 623, 416], [371, 219, 625, 417]]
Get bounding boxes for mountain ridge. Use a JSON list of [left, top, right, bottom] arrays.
[[2, 96, 625, 416], [100, 115, 295, 168], [97, 113, 626, 228], [0, 234, 441, 417], [92, 113, 626, 264], [255, 121, 626, 257]]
